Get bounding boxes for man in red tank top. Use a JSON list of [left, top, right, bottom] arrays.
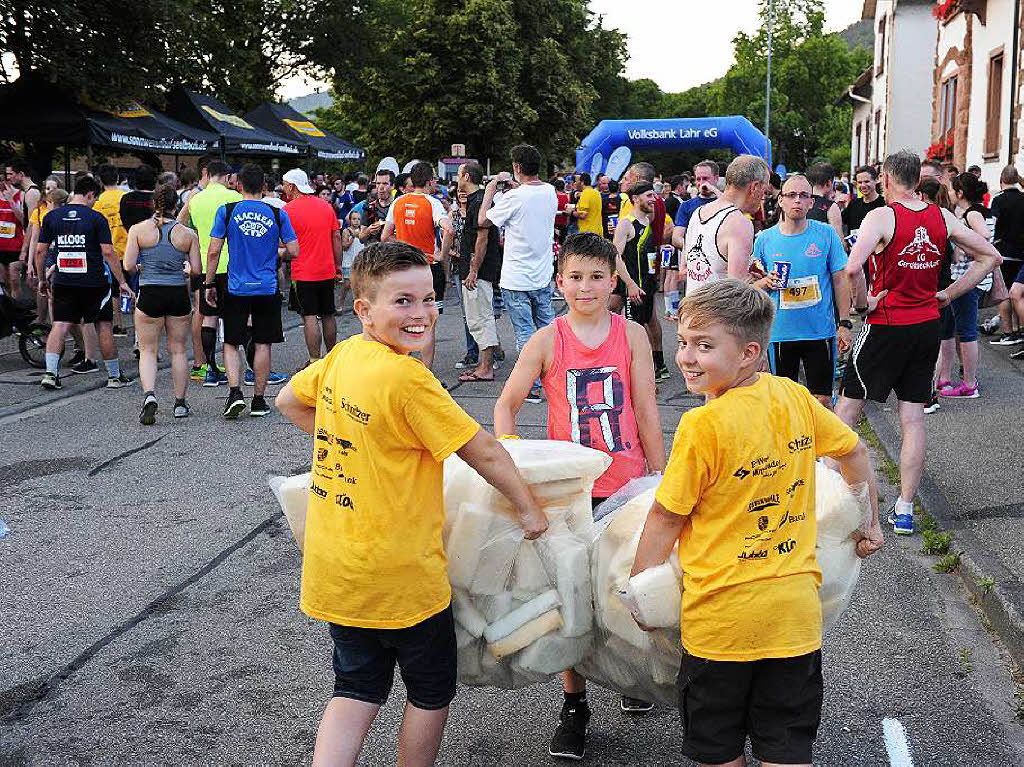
[[837, 150, 1001, 536], [0, 163, 27, 297]]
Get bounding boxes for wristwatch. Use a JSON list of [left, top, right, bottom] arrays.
[[854, 306, 869, 316], [838, 319, 854, 330], [203, 282, 216, 289]]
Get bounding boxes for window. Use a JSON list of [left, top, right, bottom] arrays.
[[874, 109, 882, 161], [865, 118, 872, 164], [876, 17, 887, 77], [940, 75, 958, 139], [855, 122, 863, 166], [985, 52, 1004, 156]]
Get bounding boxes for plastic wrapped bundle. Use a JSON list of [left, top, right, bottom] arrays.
[[815, 462, 870, 632], [268, 473, 311, 551]]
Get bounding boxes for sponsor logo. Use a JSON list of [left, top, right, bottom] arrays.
[[896, 226, 942, 270], [68, 210, 78, 219], [805, 242, 823, 258], [734, 467, 751, 480], [757, 516, 769, 531], [786, 478, 805, 496], [776, 539, 796, 555], [788, 435, 812, 453], [316, 447, 329, 462], [311, 482, 328, 499], [738, 454, 786, 479], [336, 438, 357, 456], [335, 493, 355, 509], [316, 428, 331, 443], [747, 494, 780, 513], [738, 549, 768, 561], [339, 398, 372, 425], [787, 513, 806, 523], [233, 209, 273, 238]]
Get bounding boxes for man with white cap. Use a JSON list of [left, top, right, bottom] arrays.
[[283, 168, 344, 366]]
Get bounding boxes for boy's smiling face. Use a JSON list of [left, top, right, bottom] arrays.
[[676, 317, 761, 400], [355, 266, 438, 355], [556, 255, 615, 315]]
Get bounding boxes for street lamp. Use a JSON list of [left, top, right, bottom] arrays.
[[765, 0, 774, 161]]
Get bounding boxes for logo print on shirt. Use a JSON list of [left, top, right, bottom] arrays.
[[687, 233, 711, 283], [896, 226, 942, 269], [805, 242, 823, 258], [566, 367, 628, 453]]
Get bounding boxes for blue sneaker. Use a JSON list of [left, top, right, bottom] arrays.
[[244, 368, 254, 386], [888, 502, 914, 535], [203, 367, 220, 388], [243, 369, 288, 386]]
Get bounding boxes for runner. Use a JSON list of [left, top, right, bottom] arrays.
[[752, 174, 851, 407], [35, 175, 134, 390], [123, 183, 201, 424], [95, 165, 130, 336], [0, 162, 27, 299], [670, 161, 721, 316], [205, 164, 298, 418], [283, 168, 343, 367], [805, 162, 845, 243], [382, 161, 452, 372], [682, 155, 769, 295], [572, 173, 603, 235], [6, 158, 40, 301], [988, 166, 1024, 346], [837, 150, 1001, 535], [359, 170, 394, 245], [611, 182, 673, 381]]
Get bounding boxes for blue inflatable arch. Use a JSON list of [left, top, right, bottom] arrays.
[[575, 116, 772, 177]]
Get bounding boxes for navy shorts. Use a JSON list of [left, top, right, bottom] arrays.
[[329, 605, 457, 710], [939, 288, 980, 342]]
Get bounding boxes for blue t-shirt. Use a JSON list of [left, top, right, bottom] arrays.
[[39, 204, 112, 288], [673, 196, 714, 228], [211, 200, 297, 296], [753, 219, 848, 342]]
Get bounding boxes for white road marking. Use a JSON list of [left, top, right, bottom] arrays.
[[882, 717, 915, 767]]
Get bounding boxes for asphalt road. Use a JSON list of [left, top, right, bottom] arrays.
[[2, 287, 1023, 766]]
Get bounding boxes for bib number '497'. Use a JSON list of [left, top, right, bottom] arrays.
[[780, 276, 821, 309]]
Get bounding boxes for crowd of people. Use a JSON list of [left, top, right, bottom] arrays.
[[1, 140, 1020, 765]]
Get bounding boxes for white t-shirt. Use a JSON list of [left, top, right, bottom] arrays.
[[486, 182, 557, 291], [262, 196, 287, 209]]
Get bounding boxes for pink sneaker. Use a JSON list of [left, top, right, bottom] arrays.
[[940, 382, 979, 398], [936, 379, 955, 392]]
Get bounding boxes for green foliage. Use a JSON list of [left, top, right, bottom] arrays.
[[976, 576, 995, 598], [921, 529, 952, 556], [934, 553, 961, 574]]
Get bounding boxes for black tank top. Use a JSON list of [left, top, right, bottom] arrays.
[[623, 216, 655, 283], [807, 194, 831, 223]]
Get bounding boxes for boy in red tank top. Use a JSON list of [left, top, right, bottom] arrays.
[[495, 231, 666, 760]]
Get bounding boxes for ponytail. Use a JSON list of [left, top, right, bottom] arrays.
[[153, 182, 177, 221]]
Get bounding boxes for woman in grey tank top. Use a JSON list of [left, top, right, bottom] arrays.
[[124, 183, 201, 424]]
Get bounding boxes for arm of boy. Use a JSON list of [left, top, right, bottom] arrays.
[[456, 430, 549, 540], [276, 382, 315, 435], [493, 327, 552, 437], [625, 322, 666, 472]]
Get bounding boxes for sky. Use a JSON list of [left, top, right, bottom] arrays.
[[277, 0, 864, 100]]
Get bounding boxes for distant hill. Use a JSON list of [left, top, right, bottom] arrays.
[[837, 18, 873, 52], [287, 91, 334, 117]]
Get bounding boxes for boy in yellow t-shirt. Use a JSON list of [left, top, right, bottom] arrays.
[[631, 279, 883, 767], [276, 240, 547, 766]]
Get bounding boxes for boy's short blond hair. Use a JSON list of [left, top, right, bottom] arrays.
[[678, 279, 775, 352], [351, 241, 430, 299]]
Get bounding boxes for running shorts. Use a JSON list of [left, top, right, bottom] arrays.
[[137, 285, 192, 318], [221, 291, 284, 346], [294, 279, 336, 318], [771, 338, 835, 397], [841, 320, 940, 404], [51, 283, 110, 325]]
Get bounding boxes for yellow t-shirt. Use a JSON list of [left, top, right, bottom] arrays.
[[619, 193, 632, 220], [576, 186, 604, 234], [655, 374, 859, 661], [29, 205, 50, 228], [290, 335, 481, 629], [94, 189, 127, 257]]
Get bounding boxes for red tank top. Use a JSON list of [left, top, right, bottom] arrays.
[[542, 314, 647, 498], [0, 191, 24, 253], [869, 201, 947, 326]]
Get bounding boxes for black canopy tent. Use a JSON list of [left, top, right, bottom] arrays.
[[0, 75, 219, 179], [166, 87, 304, 159], [244, 102, 365, 162]]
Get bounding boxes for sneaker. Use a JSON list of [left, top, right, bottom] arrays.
[[249, 395, 271, 417], [139, 395, 158, 426], [654, 365, 671, 382], [525, 386, 543, 404], [979, 315, 1001, 335], [1011, 348, 1024, 361], [940, 381, 979, 399], [243, 368, 255, 386], [549, 701, 590, 760], [494, 347, 506, 363], [70, 359, 99, 375], [106, 374, 133, 389], [189, 364, 208, 381], [990, 331, 1024, 346], [923, 393, 941, 414], [935, 379, 955, 392], [267, 370, 288, 386], [203, 367, 221, 388], [454, 354, 479, 370], [887, 501, 914, 535], [40, 372, 61, 390], [112, 325, 128, 337], [173, 401, 191, 418], [66, 348, 86, 368], [223, 390, 246, 419], [620, 696, 655, 714]]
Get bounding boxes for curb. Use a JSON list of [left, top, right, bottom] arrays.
[[865, 402, 1024, 671], [0, 317, 306, 423]]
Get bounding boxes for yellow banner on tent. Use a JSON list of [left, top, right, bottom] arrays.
[[284, 118, 326, 137], [201, 105, 255, 130]]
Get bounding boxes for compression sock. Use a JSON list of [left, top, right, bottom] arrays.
[[45, 352, 60, 375], [653, 350, 665, 369], [564, 691, 587, 706], [105, 359, 120, 378], [201, 327, 218, 371]]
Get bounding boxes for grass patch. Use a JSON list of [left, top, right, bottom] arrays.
[[921, 529, 952, 556], [958, 647, 974, 675], [976, 576, 995, 599], [934, 553, 961, 573]]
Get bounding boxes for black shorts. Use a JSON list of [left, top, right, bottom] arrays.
[[137, 285, 192, 318], [294, 279, 336, 317], [0, 250, 21, 266], [617, 276, 658, 326], [999, 258, 1023, 288], [431, 262, 446, 307], [221, 291, 283, 346], [771, 338, 835, 397], [841, 320, 940, 404], [192, 273, 227, 318], [678, 649, 823, 765], [329, 605, 457, 710], [51, 283, 111, 324]]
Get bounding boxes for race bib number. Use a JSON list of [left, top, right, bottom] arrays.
[[0, 221, 15, 239], [57, 252, 88, 274], [780, 275, 821, 309]]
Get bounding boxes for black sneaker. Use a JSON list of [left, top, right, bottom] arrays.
[[139, 395, 158, 426], [40, 372, 61, 390], [549, 701, 590, 760], [106, 373, 134, 389], [71, 359, 99, 375], [923, 392, 940, 414], [66, 348, 86, 368], [112, 325, 128, 338], [654, 365, 671, 382], [525, 386, 543, 404], [454, 354, 479, 370], [620, 696, 654, 714], [249, 395, 271, 417], [223, 390, 246, 419], [1011, 348, 1024, 361]]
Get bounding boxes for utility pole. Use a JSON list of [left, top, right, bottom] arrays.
[[765, 0, 774, 162]]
